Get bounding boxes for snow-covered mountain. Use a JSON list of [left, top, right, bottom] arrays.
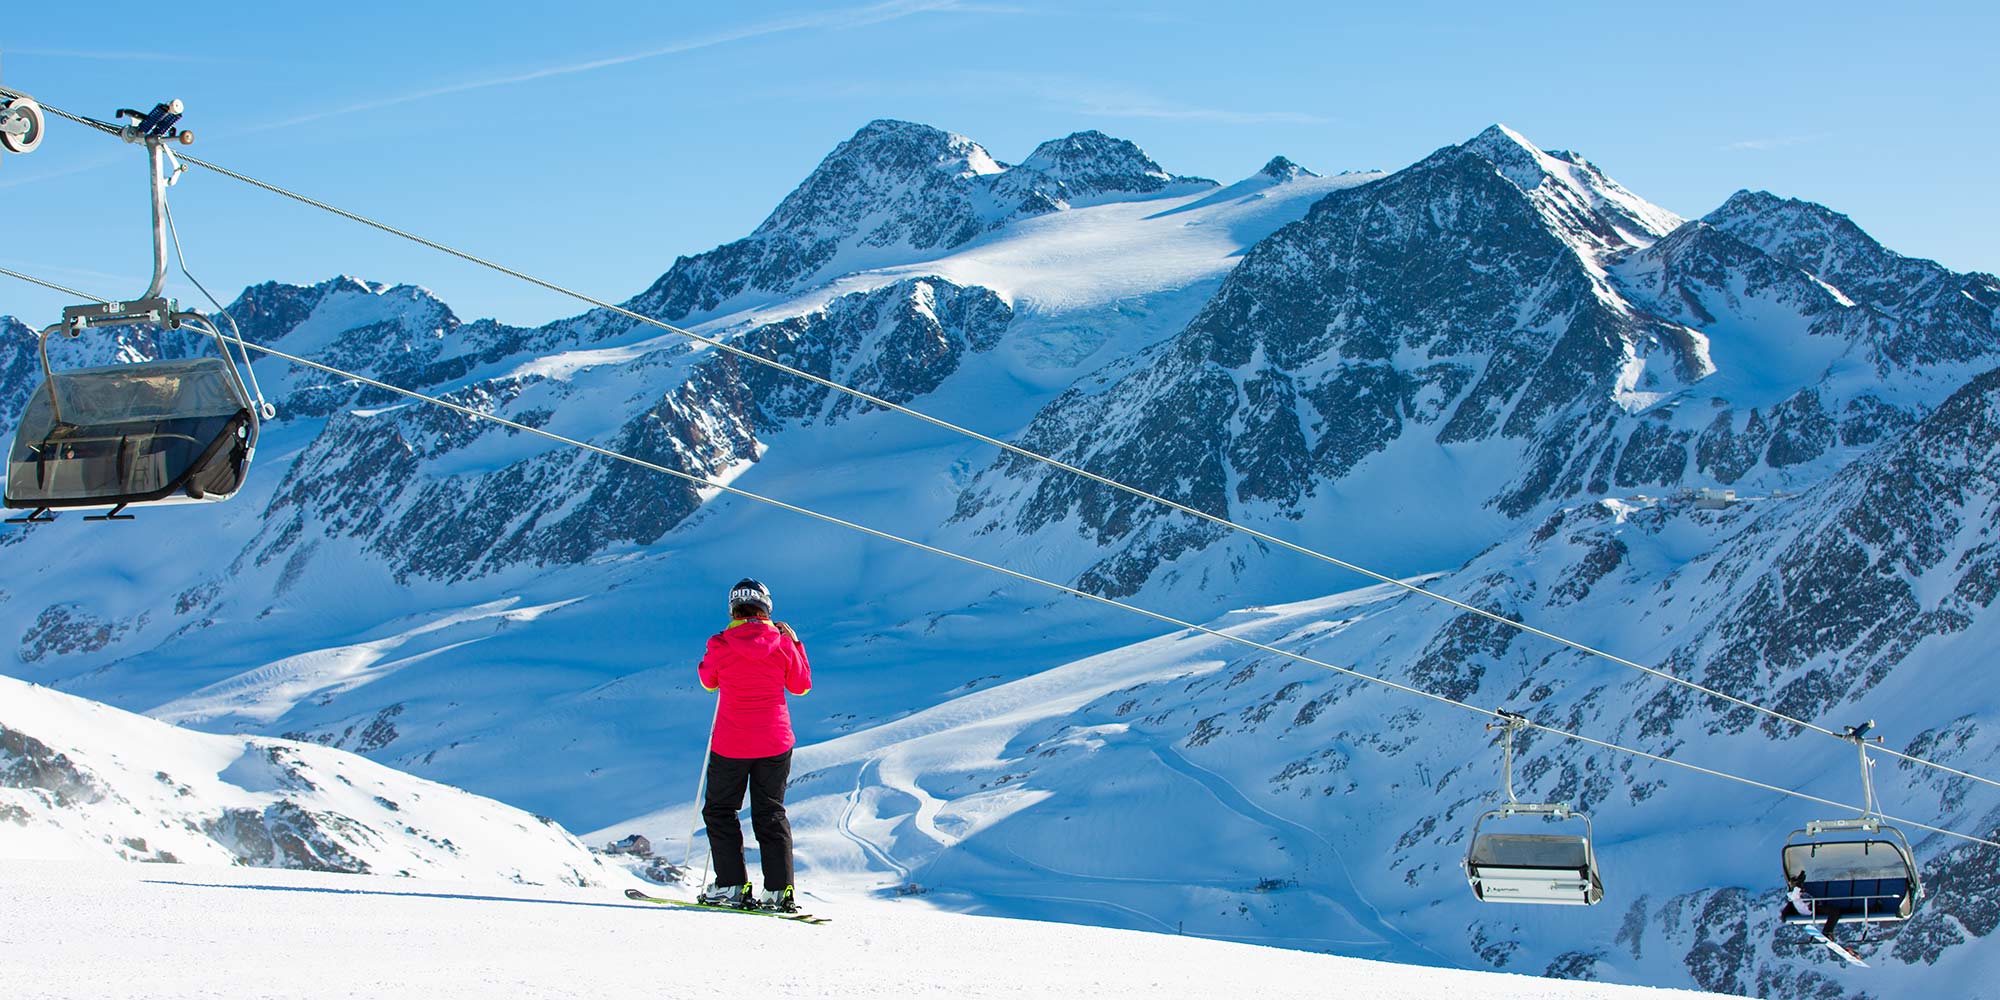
[[0, 673, 619, 886], [3, 119, 1997, 996], [946, 124, 2000, 597]]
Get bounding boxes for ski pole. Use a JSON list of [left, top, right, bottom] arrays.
[[683, 694, 722, 884]]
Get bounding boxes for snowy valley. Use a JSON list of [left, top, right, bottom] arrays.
[[4, 118, 1999, 997]]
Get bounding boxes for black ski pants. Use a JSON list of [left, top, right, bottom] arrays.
[[703, 749, 793, 891]]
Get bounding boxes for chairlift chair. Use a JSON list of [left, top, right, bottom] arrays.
[[1780, 722, 1923, 927], [7, 353, 257, 518], [3, 98, 267, 523], [1463, 711, 1605, 906]]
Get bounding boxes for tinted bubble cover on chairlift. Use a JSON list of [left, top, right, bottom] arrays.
[[6, 357, 256, 510], [1781, 831, 1921, 925], [1464, 808, 1606, 907]]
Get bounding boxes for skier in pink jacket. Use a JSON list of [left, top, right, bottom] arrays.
[[696, 579, 812, 912]]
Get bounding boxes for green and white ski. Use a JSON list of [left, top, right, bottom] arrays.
[[623, 887, 830, 925]]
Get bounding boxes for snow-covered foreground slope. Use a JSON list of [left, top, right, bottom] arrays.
[[0, 860, 1729, 1000], [0, 674, 621, 887]]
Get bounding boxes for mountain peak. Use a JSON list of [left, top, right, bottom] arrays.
[[818, 119, 1003, 179], [1258, 156, 1318, 182], [1019, 130, 1170, 182], [1703, 189, 1890, 273], [746, 119, 1003, 252], [1699, 188, 1983, 320], [1003, 129, 1213, 209], [1444, 123, 1681, 244], [1461, 123, 1554, 190], [1707, 189, 1860, 236], [1467, 122, 1539, 153]]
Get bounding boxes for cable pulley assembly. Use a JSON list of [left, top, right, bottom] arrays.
[[0, 53, 47, 158]]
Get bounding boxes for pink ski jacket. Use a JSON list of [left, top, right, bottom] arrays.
[[698, 617, 812, 760]]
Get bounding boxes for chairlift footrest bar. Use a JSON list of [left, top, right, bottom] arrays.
[[82, 503, 134, 522], [61, 297, 176, 330]]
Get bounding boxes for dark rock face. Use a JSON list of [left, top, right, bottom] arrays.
[[1894, 821, 2000, 965], [995, 129, 1207, 210], [721, 278, 1012, 426], [20, 605, 128, 663], [248, 276, 1009, 583], [952, 126, 1701, 593], [1258, 156, 1319, 182], [0, 724, 108, 807], [202, 801, 373, 873], [1661, 366, 2000, 736], [1544, 949, 1607, 980], [621, 121, 1002, 324], [1706, 191, 2000, 369], [0, 315, 45, 426], [951, 126, 2000, 598], [1411, 611, 1519, 702]]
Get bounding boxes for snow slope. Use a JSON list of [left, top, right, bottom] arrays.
[[602, 566, 1999, 994], [0, 860, 1729, 1000], [0, 673, 621, 887]]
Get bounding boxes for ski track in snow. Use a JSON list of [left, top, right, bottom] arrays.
[[1150, 744, 1450, 966], [838, 758, 912, 883]]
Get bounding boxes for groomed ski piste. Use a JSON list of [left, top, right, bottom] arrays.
[[1, 864, 1730, 1000]]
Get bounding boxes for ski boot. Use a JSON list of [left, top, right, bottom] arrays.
[[757, 885, 799, 913], [698, 881, 756, 909]]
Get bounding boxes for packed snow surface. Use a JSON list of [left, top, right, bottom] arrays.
[[0, 860, 1731, 1000]]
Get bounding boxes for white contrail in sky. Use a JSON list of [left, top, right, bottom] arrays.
[[246, 0, 994, 134], [1722, 133, 1831, 152], [5, 48, 217, 63]]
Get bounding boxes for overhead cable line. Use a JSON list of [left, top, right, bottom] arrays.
[[11, 93, 1999, 795], [4, 262, 1994, 852]]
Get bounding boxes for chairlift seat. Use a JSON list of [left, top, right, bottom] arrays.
[[6, 357, 255, 511], [1781, 838, 1918, 923], [1467, 831, 1604, 906], [1465, 813, 1604, 906]]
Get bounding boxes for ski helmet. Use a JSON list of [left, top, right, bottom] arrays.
[[729, 578, 773, 617]]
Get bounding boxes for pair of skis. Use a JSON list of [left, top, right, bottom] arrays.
[[624, 887, 830, 925], [1803, 924, 1868, 967]]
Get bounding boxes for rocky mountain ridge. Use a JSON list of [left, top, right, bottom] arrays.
[[947, 126, 2000, 597]]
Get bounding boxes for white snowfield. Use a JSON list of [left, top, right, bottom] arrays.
[[0, 674, 617, 887], [0, 860, 1733, 1000]]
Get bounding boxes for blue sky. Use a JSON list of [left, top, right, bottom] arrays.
[[2, 0, 1994, 327]]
